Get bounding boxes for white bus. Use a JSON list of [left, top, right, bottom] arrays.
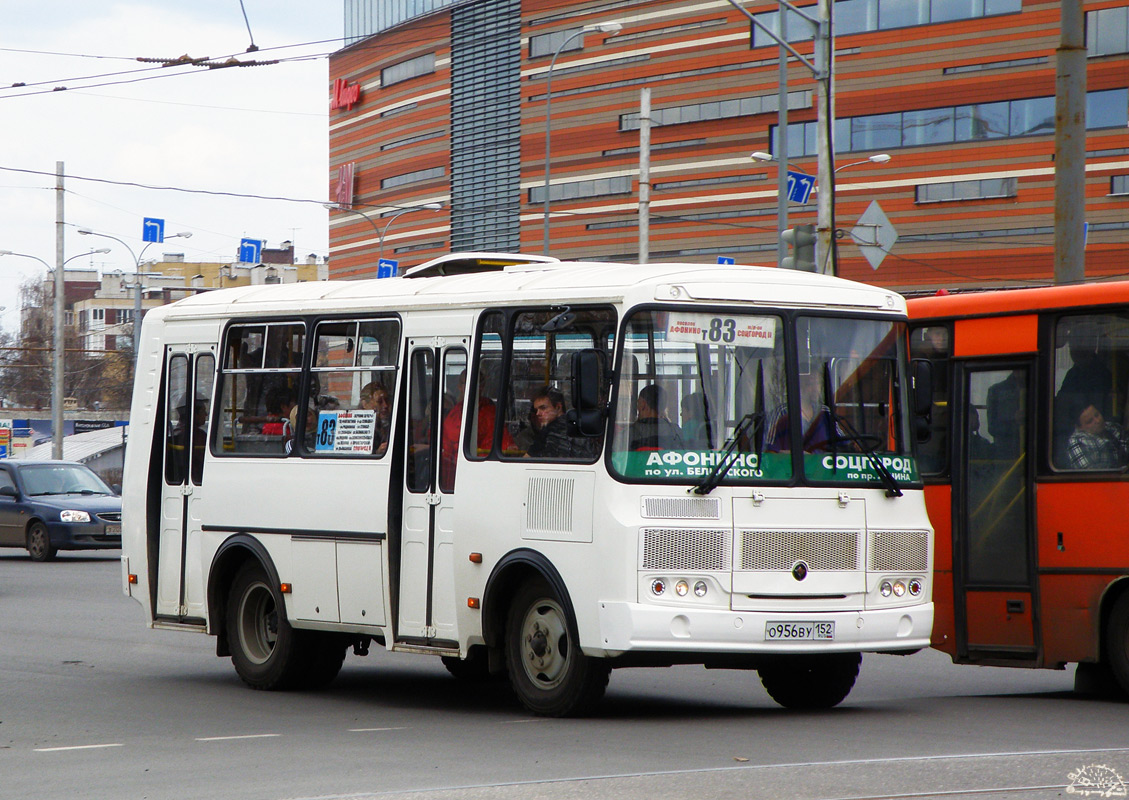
[[121, 253, 934, 716]]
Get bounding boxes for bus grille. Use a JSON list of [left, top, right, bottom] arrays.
[[641, 528, 730, 571], [869, 530, 929, 572], [641, 496, 721, 520], [739, 529, 860, 571]]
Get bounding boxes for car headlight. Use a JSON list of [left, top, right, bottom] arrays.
[[60, 510, 91, 523]]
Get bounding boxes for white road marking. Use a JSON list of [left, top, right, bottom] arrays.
[[34, 743, 123, 753], [347, 727, 408, 733], [499, 718, 546, 724], [195, 733, 282, 742]]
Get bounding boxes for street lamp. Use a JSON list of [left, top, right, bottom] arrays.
[[77, 228, 192, 360], [541, 22, 623, 255], [0, 247, 112, 458], [326, 203, 443, 271], [834, 153, 891, 173]]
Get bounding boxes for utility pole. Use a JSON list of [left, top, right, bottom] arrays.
[[639, 88, 651, 264], [776, 11, 789, 268], [53, 162, 65, 461], [1054, 0, 1086, 285], [727, 0, 834, 273]]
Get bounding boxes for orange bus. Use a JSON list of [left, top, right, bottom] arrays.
[[907, 283, 1129, 696]]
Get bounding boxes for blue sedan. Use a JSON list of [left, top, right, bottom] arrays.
[[0, 461, 121, 562]]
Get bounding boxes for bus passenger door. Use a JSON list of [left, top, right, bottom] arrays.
[[156, 346, 216, 622], [398, 340, 465, 645], [953, 362, 1037, 662]]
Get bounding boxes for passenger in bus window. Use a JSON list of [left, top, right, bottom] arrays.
[[526, 385, 594, 458], [360, 381, 392, 455], [1066, 399, 1129, 471], [260, 387, 294, 438], [629, 384, 682, 451], [767, 370, 847, 453], [441, 370, 515, 485], [680, 391, 710, 449]]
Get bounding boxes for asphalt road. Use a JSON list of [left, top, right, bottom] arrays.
[[2, 551, 1127, 800]]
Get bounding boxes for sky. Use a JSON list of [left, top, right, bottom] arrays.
[[0, 1, 343, 328]]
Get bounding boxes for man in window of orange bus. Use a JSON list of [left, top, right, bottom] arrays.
[[1067, 401, 1129, 470]]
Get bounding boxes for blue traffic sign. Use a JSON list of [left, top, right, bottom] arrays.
[[377, 258, 399, 278], [239, 238, 263, 264], [786, 170, 815, 205], [717, 256, 735, 265], [142, 217, 165, 243]]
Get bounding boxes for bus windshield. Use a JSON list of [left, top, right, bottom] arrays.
[[609, 308, 915, 488]]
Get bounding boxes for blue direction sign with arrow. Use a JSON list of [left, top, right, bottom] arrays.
[[377, 258, 399, 278], [786, 170, 815, 205], [239, 238, 264, 264], [142, 217, 165, 243]]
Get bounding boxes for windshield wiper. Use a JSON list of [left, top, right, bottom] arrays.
[[832, 417, 903, 498], [693, 411, 764, 495]]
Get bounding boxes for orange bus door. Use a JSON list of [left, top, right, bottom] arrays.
[[953, 362, 1038, 663]]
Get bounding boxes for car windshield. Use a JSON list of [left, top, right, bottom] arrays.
[[609, 308, 915, 488], [20, 464, 113, 496]]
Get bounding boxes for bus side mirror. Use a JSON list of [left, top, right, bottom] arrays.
[[570, 349, 608, 437], [912, 358, 933, 418]]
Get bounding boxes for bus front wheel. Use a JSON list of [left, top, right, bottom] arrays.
[[504, 579, 609, 717], [758, 652, 861, 709], [1104, 592, 1129, 698], [227, 561, 310, 690]]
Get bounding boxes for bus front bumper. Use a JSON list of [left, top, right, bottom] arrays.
[[596, 601, 933, 655]]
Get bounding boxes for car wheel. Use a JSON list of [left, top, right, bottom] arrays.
[[27, 521, 57, 562]]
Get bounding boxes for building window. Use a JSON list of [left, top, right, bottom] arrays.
[[529, 28, 585, 58], [382, 53, 435, 86], [773, 89, 1129, 156], [528, 175, 632, 204], [752, 0, 1022, 47], [1087, 6, 1129, 57], [381, 131, 445, 151], [1112, 175, 1129, 196], [381, 166, 445, 190], [916, 177, 1018, 203], [620, 91, 811, 131]]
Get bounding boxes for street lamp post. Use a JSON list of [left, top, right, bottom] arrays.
[[326, 203, 442, 271], [78, 228, 192, 360], [0, 248, 111, 458], [541, 22, 622, 255]]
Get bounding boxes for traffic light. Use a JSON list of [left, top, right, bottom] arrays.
[[781, 224, 817, 272]]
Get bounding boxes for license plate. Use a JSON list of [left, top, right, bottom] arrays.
[[104, 525, 121, 536], [765, 621, 835, 640]]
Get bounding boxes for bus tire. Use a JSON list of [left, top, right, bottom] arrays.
[[226, 561, 310, 690], [505, 579, 609, 717], [1103, 592, 1129, 698], [27, 521, 56, 562], [758, 652, 861, 709]]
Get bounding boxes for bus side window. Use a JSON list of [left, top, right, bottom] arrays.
[[1052, 314, 1129, 471]]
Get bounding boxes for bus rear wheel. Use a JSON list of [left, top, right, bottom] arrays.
[[227, 561, 311, 690], [758, 652, 861, 709], [1103, 592, 1129, 698], [505, 579, 609, 717]]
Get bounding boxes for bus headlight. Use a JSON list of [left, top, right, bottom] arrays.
[[893, 580, 907, 597], [880, 580, 893, 597], [61, 510, 91, 523], [675, 580, 689, 597], [693, 580, 708, 598], [650, 578, 666, 596], [908, 578, 924, 596]]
